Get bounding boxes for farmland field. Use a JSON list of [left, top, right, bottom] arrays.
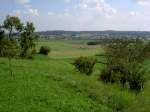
[[0, 40, 150, 112], [37, 40, 104, 58]]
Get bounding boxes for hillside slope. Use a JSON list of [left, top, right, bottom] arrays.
[[0, 40, 150, 112]]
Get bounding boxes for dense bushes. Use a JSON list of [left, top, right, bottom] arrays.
[[73, 56, 97, 75], [100, 38, 150, 91], [39, 46, 51, 55], [100, 66, 130, 85]]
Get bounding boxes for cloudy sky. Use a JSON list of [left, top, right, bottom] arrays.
[[0, 0, 150, 31]]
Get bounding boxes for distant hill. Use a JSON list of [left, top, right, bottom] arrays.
[[36, 31, 150, 39]]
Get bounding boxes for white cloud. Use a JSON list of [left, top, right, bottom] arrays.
[[12, 0, 150, 31], [78, 0, 117, 16], [48, 12, 54, 16], [130, 11, 140, 16], [133, 0, 150, 6], [15, 0, 39, 17], [64, 9, 70, 16], [64, 0, 70, 3], [44, 0, 118, 31], [27, 8, 39, 16], [12, 10, 21, 17], [15, 0, 30, 5]]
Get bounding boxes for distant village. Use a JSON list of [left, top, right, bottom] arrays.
[[37, 31, 150, 40]]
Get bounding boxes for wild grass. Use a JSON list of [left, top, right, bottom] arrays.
[[0, 40, 149, 112]]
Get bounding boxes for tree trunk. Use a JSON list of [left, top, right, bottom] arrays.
[[8, 57, 14, 78]]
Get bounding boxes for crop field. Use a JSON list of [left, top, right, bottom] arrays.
[[0, 40, 150, 112]]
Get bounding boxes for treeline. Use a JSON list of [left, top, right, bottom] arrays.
[[0, 16, 37, 59]]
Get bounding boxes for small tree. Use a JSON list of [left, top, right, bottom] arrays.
[[2, 16, 23, 77], [3, 15, 23, 39], [20, 22, 36, 58]]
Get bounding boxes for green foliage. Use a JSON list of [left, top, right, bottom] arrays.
[[39, 46, 51, 55], [73, 56, 97, 75], [20, 22, 36, 58], [3, 15, 23, 38], [3, 39, 18, 58], [128, 65, 147, 91], [0, 16, 37, 59], [100, 38, 150, 91], [87, 41, 99, 45], [0, 29, 18, 58], [0, 37, 18, 77], [0, 26, 6, 56], [0, 26, 4, 39]]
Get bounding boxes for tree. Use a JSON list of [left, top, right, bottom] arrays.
[[3, 15, 23, 39], [20, 22, 36, 58], [0, 16, 37, 77], [0, 25, 4, 40], [100, 38, 150, 91], [0, 25, 5, 56], [2, 16, 23, 57], [2, 16, 23, 77]]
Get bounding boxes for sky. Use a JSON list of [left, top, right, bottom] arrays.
[[0, 0, 150, 31]]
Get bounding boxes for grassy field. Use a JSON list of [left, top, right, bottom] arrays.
[[0, 40, 150, 112], [36, 40, 104, 59]]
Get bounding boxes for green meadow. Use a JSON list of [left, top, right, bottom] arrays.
[[36, 40, 104, 59], [0, 40, 150, 112]]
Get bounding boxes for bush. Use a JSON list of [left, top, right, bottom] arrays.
[[0, 38, 18, 58], [100, 65, 147, 91], [39, 46, 51, 55], [100, 68, 111, 82], [100, 66, 130, 85], [73, 56, 97, 75], [87, 41, 98, 45], [100, 38, 150, 91], [128, 66, 147, 91]]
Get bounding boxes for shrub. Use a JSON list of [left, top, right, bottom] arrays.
[[39, 46, 51, 55], [87, 41, 98, 45], [73, 56, 97, 75], [128, 66, 147, 91], [100, 68, 111, 82], [100, 65, 147, 91], [100, 38, 150, 91], [0, 38, 18, 58], [100, 66, 130, 85]]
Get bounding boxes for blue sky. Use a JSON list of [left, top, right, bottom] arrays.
[[0, 0, 150, 31]]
